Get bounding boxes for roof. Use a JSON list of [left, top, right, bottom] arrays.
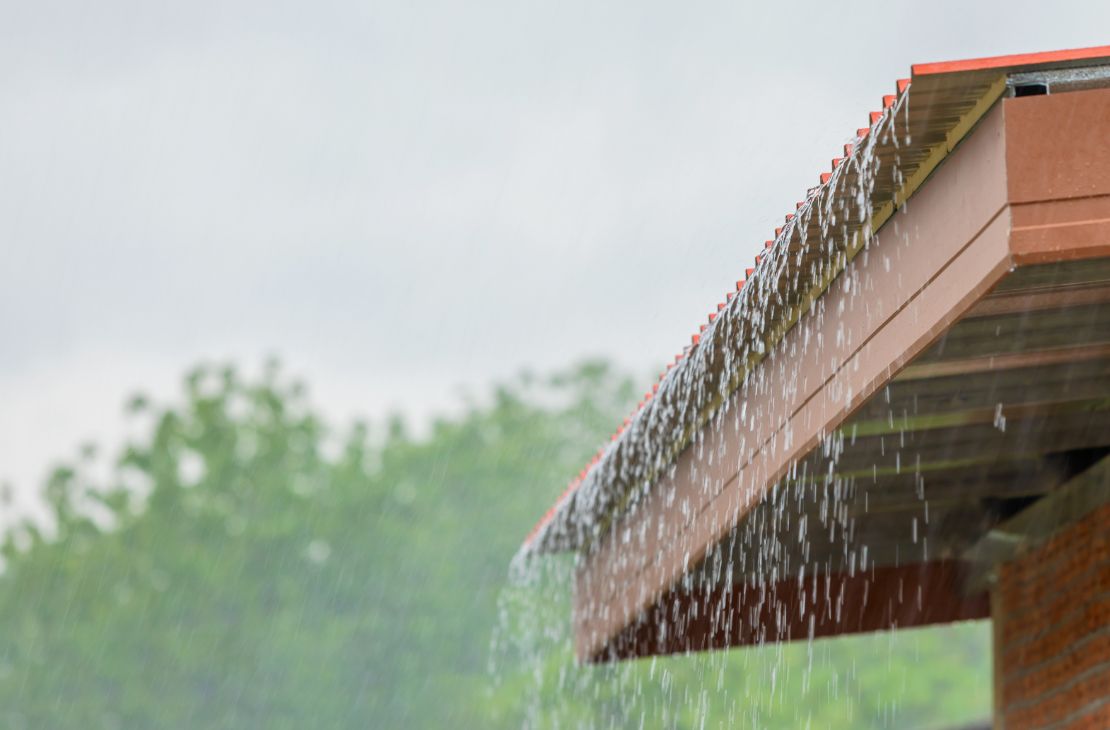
[[523, 45, 1110, 556]]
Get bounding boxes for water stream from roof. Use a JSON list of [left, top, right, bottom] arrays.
[[491, 83, 998, 728]]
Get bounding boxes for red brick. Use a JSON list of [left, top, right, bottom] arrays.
[[995, 504, 1110, 730]]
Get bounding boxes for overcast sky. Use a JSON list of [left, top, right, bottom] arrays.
[[2, 0, 1109, 515]]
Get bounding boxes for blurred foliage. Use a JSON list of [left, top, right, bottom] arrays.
[[0, 361, 990, 728]]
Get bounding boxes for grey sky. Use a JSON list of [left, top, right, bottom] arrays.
[[2, 0, 1109, 515]]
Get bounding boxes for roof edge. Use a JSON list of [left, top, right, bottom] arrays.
[[521, 46, 1110, 555], [913, 45, 1110, 77]]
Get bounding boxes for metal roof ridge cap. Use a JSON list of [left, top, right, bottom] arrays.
[[912, 45, 1110, 77]]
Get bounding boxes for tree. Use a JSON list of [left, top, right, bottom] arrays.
[[0, 361, 990, 728]]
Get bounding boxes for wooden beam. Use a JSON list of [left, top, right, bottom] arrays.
[[965, 282, 1110, 319], [831, 410, 1110, 476], [896, 344, 1110, 381], [993, 257, 1110, 293], [853, 357, 1110, 422], [593, 560, 989, 662], [843, 397, 1110, 439], [963, 453, 1110, 594]]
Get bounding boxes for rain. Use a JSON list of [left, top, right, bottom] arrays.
[[2, 2, 1109, 728]]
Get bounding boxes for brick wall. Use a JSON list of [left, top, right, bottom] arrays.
[[995, 503, 1110, 729]]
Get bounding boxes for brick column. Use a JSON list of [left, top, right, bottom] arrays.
[[994, 504, 1110, 729]]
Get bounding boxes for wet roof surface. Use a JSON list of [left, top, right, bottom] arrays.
[[524, 45, 1110, 555]]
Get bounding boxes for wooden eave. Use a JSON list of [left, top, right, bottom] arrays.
[[573, 84, 1110, 662], [525, 47, 1110, 556], [512, 47, 1110, 663]]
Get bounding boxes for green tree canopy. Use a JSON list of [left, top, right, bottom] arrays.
[[0, 361, 990, 728]]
